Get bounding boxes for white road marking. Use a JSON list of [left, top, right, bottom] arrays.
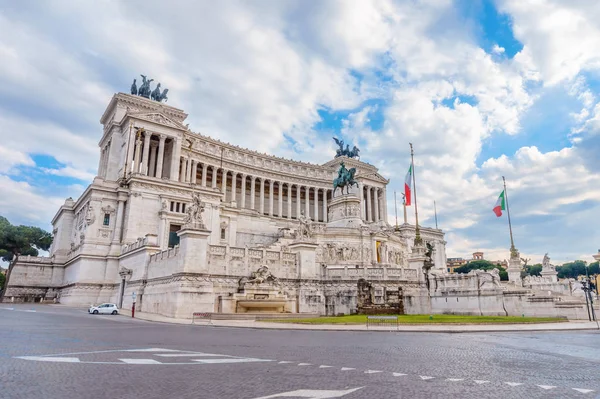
[[505, 382, 523, 387], [446, 378, 464, 382], [119, 358, 162, 365], [0, 308, 14, 310], [278, 361, 293, 364], [537, 385, 556, 390], [364, 370, 382, 374], [193, 358, 271, 364], [154, 353, 227, 357], [123, 348, 180, 352], [16, 356, 80, 363], [392, 373, 407, 377], [251, 387, 364, 399], [572, 388, 595, 394], [17, 309, 37, 312], [340, 367, 355, 371], [297, 363, 312, 366], [420, 376, 435, 380], [319, 365, 333, 368], [473, 380, 489, 384]]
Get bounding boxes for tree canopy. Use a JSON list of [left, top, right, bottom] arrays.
[[0, 216, 53, 300], [522, 263, 542, 278], [453, 259, 508, 281], [556, 260, 599, 279]]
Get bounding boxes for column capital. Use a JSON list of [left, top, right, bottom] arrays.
[[159, 133, 167, 140]]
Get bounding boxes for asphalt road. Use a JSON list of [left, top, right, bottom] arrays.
[[1, 304, 599, 399]]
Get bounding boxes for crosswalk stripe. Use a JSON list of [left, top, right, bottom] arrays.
[[474, 380, 489, 384], [537, 385, 556, 390], [446, 378, 464, 382], [505, 382, 523, 387], [278, 361, 293, 364], [572, 388, 595, 394], [319, 365, 333, 368], [193, 358, 271, 364], [123, 348, 180, 352], [392, 373, 407, 377], [298, 363, 312, 366], [420, 376, 434, 380], [365, 370, 382, 374], [16, 356, 80, 363], [154, 353, 226, 357], [119, 358, 162, 364], [340, 367, 355, 371]]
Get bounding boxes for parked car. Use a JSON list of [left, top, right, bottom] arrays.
[[88, 303, 119, 315]]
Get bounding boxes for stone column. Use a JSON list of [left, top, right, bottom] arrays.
[[366, 186, 372, 222], [313, 188, 319, 222], [125, 127, 136, 176], [259, 178, 265, 215], [305, 187, 311, 219], [211, 166, 218, 188], [170, 137, 181, 181], [221, 169, 228, 196], [322, 189, 328, 223], [250, 176, 256, 210], [287, 183, 292, 219], [111, 196, 126, 245], [191, 160, 197, 184], [148, 143, 158, 177], [201, 164, 208, 186], [141, 131, 152, 175], [374, 188, 380, 222], [240, 174, 246, 209], [382, 187, 387, 224], [269, 180, 274, 216], [358, 182, 364, 220], [133, 134, 142, 174], [156, 134, 166, 179], [231, 172, 237, 205], [179, 158, 186, 182], [296, 185, 301, 219], [278, 182, 283, 217]]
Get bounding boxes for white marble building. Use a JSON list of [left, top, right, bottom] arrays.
[[5, 93, 446, 318]]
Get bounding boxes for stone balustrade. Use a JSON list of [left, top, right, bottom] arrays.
[[149, 245, 180, 263], [208, 244, 297, 279], [325, 266, 418, 281], [17, 256, 54, 264]]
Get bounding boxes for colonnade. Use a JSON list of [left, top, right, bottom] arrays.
[[128, 131, 174, 179]]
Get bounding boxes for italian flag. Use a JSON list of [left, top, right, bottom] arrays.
[[493, 190, 506, 217], [404, 164, 412, 206]]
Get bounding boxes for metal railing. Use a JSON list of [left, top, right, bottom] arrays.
[[366, 315, 399, 329], [191, 312, 212, 324]]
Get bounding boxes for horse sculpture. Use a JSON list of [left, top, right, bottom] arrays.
[[150, 83, 162, 101], [333, 164, 358, 195]]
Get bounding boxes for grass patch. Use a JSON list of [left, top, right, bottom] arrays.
[[262, 314, 566, 325]]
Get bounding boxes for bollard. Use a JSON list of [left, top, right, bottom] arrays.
[[132, 302, 136, 318]]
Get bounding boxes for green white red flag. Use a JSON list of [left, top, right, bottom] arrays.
[[404, 164, 412, 206], [493, 190, 506, 217]]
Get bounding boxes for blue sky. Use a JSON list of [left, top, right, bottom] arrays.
[[1, 0, 600, 264]]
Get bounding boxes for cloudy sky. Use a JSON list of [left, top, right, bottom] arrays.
[[1, 0, 599, 264]]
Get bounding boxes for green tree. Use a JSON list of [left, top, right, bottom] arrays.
[[454, 259, 508, 281], [0, 272, 5, 290], [523, 263, 542, 277], [556, 260, 588, 279], [0, 216, 53, 302]]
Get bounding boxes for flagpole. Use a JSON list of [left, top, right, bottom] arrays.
[[409, 143, 422, 245], [434, 200, 438, 229], [502, 176, 516, 254], [394, 191, 399, 230]]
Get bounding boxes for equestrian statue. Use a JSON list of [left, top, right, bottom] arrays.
[[333, 137, 360, 159], [333, 161, 358, 195], [129, 74, 169, 103]]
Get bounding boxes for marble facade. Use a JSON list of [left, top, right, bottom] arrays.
[[4, 93, 446, 318]]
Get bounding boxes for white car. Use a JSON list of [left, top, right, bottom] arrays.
[[88, 303, 119, 315]]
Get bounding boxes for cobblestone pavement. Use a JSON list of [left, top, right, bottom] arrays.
[[1, 305, 599, 399]]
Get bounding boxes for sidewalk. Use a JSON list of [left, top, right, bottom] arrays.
[[125, 310, 600, 333]]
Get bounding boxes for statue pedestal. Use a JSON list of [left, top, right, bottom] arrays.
[[177, 227, 211, 274], [507, 256, 522, 286], [541, 270, 558, 283], [326, 193, 362, 228], [289, 241, 319, 279]]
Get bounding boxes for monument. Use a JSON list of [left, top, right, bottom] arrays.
[[3, 82, 446, 319]]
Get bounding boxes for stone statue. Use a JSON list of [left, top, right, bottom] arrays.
[[183, 193, 206, 229], [239, 265, 279, 289], [333, 137, 360, 159], [520, 257, 531, 267], [333, 161, 358, 195], [542, 253, 550, 268], [297, 211, 312, 239], [130, 79, 138, 95]]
